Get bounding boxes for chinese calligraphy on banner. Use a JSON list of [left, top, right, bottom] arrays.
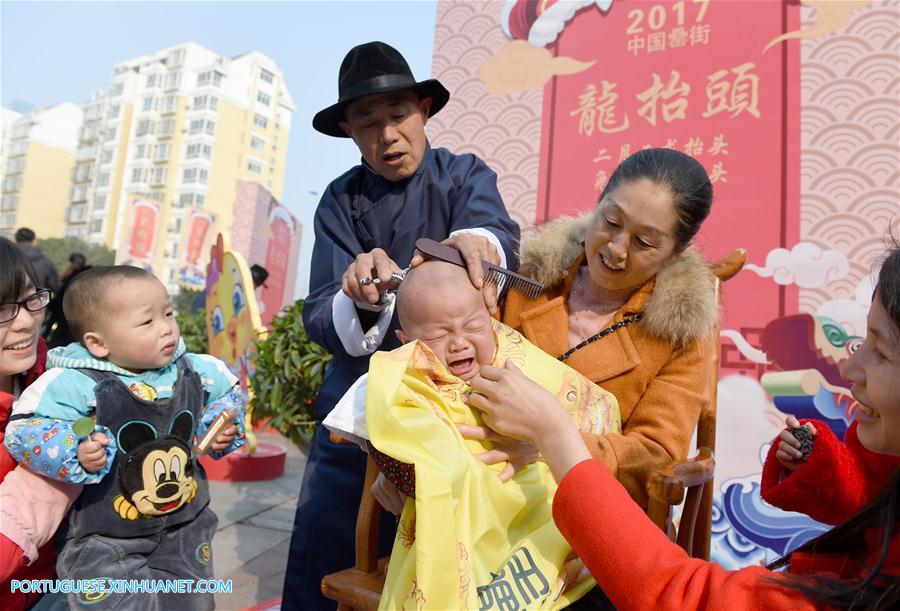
[[538, 0, 800, 338]]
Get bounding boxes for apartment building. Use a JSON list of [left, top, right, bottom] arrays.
[[0, 103, 83, 239], [62, 42, 295, 292]]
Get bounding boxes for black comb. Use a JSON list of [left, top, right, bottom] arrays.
[[414, 238, 543, 299]]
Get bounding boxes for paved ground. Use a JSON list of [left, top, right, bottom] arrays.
[[208, 432, 307, 610]]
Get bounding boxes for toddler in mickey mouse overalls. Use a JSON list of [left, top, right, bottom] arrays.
[[4, 266, 246, 610]]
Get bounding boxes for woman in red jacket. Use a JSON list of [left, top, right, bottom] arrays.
[[1, 237, 80, 609], [466, 245, 900, 610]]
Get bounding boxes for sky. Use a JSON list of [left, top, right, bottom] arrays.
[[0, 0, 438, 298]]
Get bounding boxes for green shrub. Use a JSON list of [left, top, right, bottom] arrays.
[[176, 304, 208, 354], [250, 300, 331, 450]]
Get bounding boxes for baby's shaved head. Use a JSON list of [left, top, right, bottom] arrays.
[[396, 261, 482, 331]]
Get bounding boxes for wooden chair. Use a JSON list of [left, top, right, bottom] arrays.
[[322, 249, 748, 606], [646, 248, 747, 560], [320, 450, 387, 611]]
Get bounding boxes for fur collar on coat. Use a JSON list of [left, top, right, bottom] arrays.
[[518, 213, 719, 346]]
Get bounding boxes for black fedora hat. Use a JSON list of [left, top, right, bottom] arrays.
[[312, 41, 450, 138]]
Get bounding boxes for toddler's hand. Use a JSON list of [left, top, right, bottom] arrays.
[[209, 424, 238, 453], [775, 415, 817, 473], [77, 432, 111, 473]]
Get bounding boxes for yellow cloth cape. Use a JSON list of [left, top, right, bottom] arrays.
[[366, 320, 621, 610]]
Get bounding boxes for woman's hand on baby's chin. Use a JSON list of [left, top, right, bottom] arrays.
[[466, 361, 570, 445]]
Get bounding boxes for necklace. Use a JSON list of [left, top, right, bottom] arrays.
[[558, 312, 643, 361]]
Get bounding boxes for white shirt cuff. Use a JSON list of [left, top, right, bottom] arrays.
[[449, 227, 507, 270], [331, 290, 397, 357], [322, 373, 370, 449]]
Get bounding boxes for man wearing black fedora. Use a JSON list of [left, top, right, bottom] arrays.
[[283, 41, 519, 608]]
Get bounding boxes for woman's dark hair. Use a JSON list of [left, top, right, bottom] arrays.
[[0, 236, 39, 304], [768, 470, 899, 608], [600, 148, 713, 250], [68, 252, 87, 269], [876, 243, 900, 339]]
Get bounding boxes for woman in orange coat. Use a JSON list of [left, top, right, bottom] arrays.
[[467, 245, 900, 609], [497, 148, 719, 506]]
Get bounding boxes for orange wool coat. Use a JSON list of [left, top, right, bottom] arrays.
[[502, 214, 719, 506]]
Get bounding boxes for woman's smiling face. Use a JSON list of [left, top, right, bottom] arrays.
[[840, 293, 900, 456], [1, 276, 44, 387], [583, 179, 680, 293]]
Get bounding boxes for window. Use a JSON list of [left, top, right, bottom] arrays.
[[108, 105, 120, 119], [209, 96, 218, 110], [151, 167, 167, 184], [136, 120, 153, 136], [197, 70, 223, 87], [131, 168, 146, 183], [253, 114, 268, 129], [0, 195, 18, 211], [111, 82, 124, 96], [2, 176, 22, 192], [204, 120, 215, 135], [146, 73, 160, 88], [166, 71, 181, 89], [73, 164, 92, 182], [66, 205, 87, 223], [157, 120, 175, 136], [4, 159, 25, 174], [167, 48, 185, 67], [142, 96, 157, 112], [179, 193, 205, 208], [149, 191, 165, 202], [103, 127, 117, 142], [247, 160, 262, 174], [163, 95, 177, 113], [92, 194, 107, 210], [154, 143, 170, 161], [189, 119, 205, 134], [89, 219, 103, 233], [260, 68, 274, 84], [135, 143, 146, 160], [257, 92, 270, 106], [250, 136, 265, 151], [183, 168, 197, 183], [8, 142, 27, 156], [198, 169, 208, 184], [101, 149, 114, 164], [193, 95, 207, 109], [186, 143, 212, 159], [97, 172, 110, 187]]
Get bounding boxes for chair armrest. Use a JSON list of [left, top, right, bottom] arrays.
[[646, 447, 715, 534]]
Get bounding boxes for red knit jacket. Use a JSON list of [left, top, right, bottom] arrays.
[[0, 339, 55, 610], [552, 421, 899, 610]]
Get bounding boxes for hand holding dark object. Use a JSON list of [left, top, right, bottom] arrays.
[[775, 415, 818, 472]]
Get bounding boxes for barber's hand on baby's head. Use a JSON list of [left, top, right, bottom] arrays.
[[410, 234, 500, 314], [342, 248, 402, 305], [77, 432, 111, 473]]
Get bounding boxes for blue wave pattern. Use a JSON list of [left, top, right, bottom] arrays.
[[710, 481, 829, 568]]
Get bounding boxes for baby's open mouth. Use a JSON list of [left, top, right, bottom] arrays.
[[448, 358, 475, 377]]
